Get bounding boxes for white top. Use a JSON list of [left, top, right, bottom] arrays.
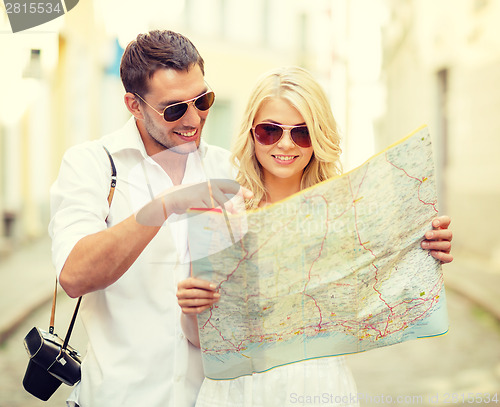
[[196, 357, 359, 407], [49, 117, 234, 407]]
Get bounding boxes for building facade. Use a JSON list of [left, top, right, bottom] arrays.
[[378, 0, 500, 266]]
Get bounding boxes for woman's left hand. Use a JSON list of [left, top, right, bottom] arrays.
[[421, 215, 453, 263]]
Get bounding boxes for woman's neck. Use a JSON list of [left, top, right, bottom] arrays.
[[261, 173, 302, 205]]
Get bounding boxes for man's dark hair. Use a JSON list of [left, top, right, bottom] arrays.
[[120, 30, 205, 96]]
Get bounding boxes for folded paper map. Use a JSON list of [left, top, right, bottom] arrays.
[[189, 125, 448, 380]]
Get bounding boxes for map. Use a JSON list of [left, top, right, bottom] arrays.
[[188, 126, 448, 380]]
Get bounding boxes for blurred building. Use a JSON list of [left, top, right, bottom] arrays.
[[0, 0, 118, 252], [0, 0, 117, 253], [377, 0, 500, 268]]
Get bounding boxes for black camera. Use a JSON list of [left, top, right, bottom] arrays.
[[23, 327, 81, 401]]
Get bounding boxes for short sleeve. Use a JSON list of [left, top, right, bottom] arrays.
[[48, 142, 112, 277]]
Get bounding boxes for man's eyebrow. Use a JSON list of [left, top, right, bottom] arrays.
[[158, 87, 209, 108]]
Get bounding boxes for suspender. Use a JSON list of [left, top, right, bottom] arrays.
[[103, 146, 117, 206]]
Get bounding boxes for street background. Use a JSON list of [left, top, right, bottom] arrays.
[[1, 0, 500, 406]]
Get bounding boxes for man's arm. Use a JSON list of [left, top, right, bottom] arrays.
[[59, 179, 252, 298], [50, 144, 161, 298], [59, 216, 160, 298]]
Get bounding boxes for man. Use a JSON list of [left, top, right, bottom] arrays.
[[49, 30, 244, 407]]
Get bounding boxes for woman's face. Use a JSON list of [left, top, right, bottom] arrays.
[[253, 97, 314, 185]]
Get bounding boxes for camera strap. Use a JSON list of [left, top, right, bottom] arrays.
[[49, 145, 116, 351]]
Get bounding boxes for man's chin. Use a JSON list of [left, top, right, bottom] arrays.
[[168, 140, 199, 155]]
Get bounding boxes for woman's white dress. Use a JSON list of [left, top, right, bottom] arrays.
[[195, 356, 359, 407]]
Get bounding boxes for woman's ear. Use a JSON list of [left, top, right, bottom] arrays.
[[124, 93, 144, 120]]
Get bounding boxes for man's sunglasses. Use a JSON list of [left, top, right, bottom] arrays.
[[135, 90, 215, 122], [252, 123, 311, 148]]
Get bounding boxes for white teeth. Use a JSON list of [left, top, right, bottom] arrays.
[[274, 155, 296, 161], [177, 129, 197, 137]]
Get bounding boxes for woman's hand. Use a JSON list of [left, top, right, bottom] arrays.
[[177, 277, 220, 314], [177, 277, 220, 347], [421, 215, 453, 263]]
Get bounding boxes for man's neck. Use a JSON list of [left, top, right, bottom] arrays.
[[152, 149, 188, 186]]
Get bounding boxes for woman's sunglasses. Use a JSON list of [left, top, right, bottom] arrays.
[[135, 90, 215, 122], [252, 123, 311, 148]]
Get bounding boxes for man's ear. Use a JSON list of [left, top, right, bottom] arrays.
[[124, 92, 144, 120]]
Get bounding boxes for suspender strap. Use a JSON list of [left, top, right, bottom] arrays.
[[49, 146, 116, 345], [103, 146, 117, 206]]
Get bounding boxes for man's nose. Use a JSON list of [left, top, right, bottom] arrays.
[[180, 101, 202, 126]]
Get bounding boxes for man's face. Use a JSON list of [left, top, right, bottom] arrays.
[[138, 65, 209, 155]]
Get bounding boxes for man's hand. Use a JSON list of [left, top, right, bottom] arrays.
[[136, 179, 252, 226], [421, 215, 453, 263], [177, 277, 220, 314]]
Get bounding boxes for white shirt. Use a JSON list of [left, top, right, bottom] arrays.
[[49, 117, 234, 407]]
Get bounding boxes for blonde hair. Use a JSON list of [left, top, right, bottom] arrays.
[[231, 66, 342, 209]]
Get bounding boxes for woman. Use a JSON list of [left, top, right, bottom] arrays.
[[177, 66, 453, 407]]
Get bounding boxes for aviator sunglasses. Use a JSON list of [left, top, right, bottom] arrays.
[[135, 90, 215, 122], [252, 123, 312, 148]]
